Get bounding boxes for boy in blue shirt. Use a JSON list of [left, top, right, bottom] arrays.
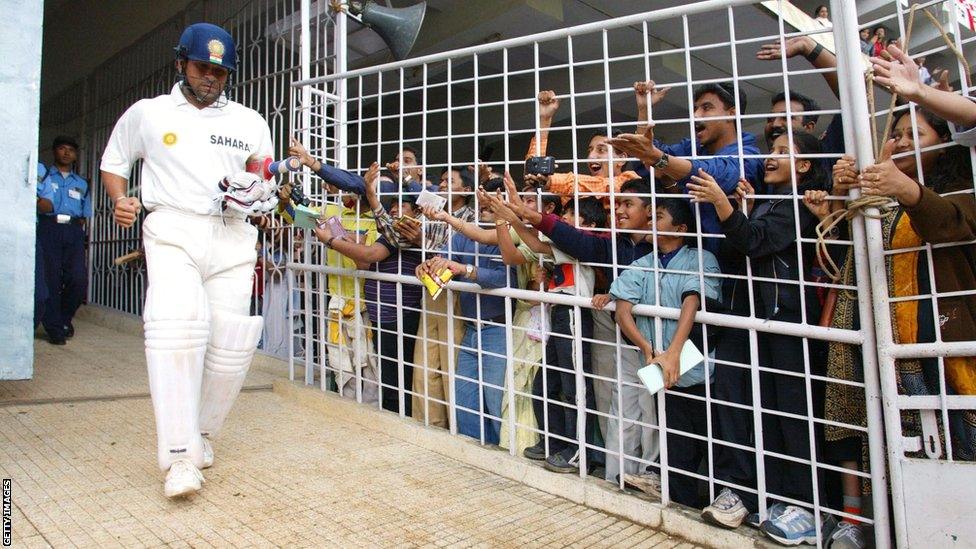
[[608, 198, 722, 507]]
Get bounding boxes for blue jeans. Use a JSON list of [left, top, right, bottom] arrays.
[[455, 323, 507, 444]]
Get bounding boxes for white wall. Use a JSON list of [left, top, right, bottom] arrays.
[[0, 0, 44, 379]]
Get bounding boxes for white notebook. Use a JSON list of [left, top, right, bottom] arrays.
[[637, 340, 705, 395]]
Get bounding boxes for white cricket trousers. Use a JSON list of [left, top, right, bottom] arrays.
[[142, 208, 260, 471]]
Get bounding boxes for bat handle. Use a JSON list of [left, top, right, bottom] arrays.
[[268, 156, 302, 177]]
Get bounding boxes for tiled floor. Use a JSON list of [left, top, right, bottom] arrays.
[[7, 322, 276, 405], [1, 318, 697, 548]]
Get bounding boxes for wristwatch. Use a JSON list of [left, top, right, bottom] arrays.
[[326, 236, 337, 248], [464, 264, 474, 279], [653, 153, 670, 170]]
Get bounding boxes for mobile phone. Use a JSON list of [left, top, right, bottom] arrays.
[[525, 155, 556, 176]]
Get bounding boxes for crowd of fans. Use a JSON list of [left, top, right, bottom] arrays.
[[251, 34, 976, 548]]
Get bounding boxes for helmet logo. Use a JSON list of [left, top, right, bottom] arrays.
[[162, 132, 178, 146], [207, 39, 225, 64]]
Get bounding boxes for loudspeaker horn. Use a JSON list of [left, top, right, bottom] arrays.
[[348, 1, 426, 61]]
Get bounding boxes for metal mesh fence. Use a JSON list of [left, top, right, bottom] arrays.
[[41, 0, 976, 546]]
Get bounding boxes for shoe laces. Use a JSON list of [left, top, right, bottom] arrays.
[[776, 505, 811, 527], [834, 522, 863, 541]]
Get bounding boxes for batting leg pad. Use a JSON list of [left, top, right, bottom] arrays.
[[144, 285, 210, 471], [198, 313, 264, 437]]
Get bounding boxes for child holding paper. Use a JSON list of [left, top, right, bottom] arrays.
[[607, 198, 722, 508]]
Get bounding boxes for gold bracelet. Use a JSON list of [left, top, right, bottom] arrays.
[[495, 220, 510, 227]]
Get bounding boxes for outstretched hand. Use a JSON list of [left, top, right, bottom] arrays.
[[756, 36, 815, 61], [288, 137, 315, 168], [479, 187, 521, 224], [870, 44, 925, 102], [363, 162, 380, 195], [606, 125, 656, 166], [502, 171, 536, 221]]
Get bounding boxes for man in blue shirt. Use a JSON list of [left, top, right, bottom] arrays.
[[37, 136, 92, 345], [608, 82, 764, 256], [416, 203, 515, 444]]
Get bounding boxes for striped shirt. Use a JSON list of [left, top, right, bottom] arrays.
[[364, 237, 423, 324]]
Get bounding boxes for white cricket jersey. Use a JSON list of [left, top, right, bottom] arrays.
[[100, 83, 274, 215]]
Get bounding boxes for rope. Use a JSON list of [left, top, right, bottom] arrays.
[[815, 3, 970, 281], [814, 195, 896, 282]]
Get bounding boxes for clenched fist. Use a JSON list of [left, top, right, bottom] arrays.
[[114, 196, 142, 228]]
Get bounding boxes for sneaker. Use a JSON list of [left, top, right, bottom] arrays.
[[747, 502, 788, 529], [64, 323, 75, 338], [827, 522, 870, 549], [702, 488, 749, 529], [48, 334, 66, 345], [164, 459, 204, 498], [202, 437, 214, 469], [622, 471, 662, 498], [523, 441, 547, 461], [544, 448, 580, 474], [761, 505, 818, 546]]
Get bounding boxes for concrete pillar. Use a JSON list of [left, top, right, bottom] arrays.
[[0, 0, 44, 379]]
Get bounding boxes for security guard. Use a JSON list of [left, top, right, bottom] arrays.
[[38, 136, 91, 345]]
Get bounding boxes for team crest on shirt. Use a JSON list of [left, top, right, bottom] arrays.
[[208, 40, 225, 64], [162, 132, 178, 146]]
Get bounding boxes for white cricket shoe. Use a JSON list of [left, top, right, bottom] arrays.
[[202, 437, 214, 469], [164, 459, 204, 498]]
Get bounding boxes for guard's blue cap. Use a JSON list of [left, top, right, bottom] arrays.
[[175, 23, 237, 72]]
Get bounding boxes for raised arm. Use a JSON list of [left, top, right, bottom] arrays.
[[476, 188, 524, 265], [422, 205, 499, 246], [871, 44, 976, 128], [313, 223, 391, 267], [526, 90, 560, 159], [289, 137, 366, 195], [605, 125, 695, 185], [756, 35, 838, 98], [634, 80, 670, 133]]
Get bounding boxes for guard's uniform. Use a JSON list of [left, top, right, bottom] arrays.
[[101, 73, 273, 471], [35, 163, 55, 328], [37, 163, 91, 339]]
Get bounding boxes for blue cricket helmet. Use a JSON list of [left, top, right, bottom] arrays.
[[175, 23, 237, 72]]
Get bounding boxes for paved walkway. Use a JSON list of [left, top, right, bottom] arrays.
[[2, 316, 698, 548]]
